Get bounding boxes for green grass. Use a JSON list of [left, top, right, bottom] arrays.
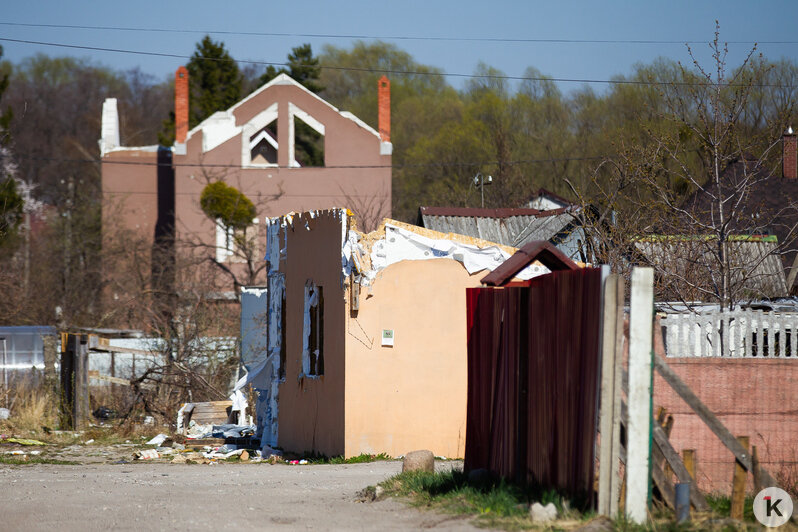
[[378, 469, 573, 530], [309, 452, 394, 464], [379, 471, 762, 531], [705, 494, 756, 523], [0, 456, 79, 465]]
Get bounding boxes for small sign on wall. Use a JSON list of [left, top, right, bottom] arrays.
[[381, 329, 394, 347]]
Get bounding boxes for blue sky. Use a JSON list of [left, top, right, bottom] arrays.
[[2, 1, 798, 93]]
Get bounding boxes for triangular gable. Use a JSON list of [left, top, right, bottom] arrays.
[[184, 73, 382, 147], [480, 240, 579, 286]]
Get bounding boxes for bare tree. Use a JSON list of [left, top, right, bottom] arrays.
[[575, 24, 798, 309]]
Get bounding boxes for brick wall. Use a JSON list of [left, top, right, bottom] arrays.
[[378, 75, 390, 143], [654, 358, 798, 494], [784, 133, 797, 179], [175, 66, 189, 143]]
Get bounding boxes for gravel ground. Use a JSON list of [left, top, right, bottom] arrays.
[[0, 457, 482, 531]]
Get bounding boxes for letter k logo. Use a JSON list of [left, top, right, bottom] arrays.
[[765, 496, 783, 517]]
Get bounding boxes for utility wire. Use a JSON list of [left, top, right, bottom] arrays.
[[14, 152, 610, 170], [1, 21, 792, 45], [1, 36, 795, 89]]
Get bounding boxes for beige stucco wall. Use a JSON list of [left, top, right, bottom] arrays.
[[344, 258, 484, 459], [275, 211, 347, 457]]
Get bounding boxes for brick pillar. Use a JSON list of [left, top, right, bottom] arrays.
[[175, 66, 189, 144], [378, 76, 390, 143], [783, 131, 797, 179]]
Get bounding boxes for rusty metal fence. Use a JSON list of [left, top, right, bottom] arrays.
[[464, 268, 603, 504]]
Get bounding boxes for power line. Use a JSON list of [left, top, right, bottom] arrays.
[[2, 21, 792, 45], [15, 152, 610, 170], [1, 36, 795, 89]]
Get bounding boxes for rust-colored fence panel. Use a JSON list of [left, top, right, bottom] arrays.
[[465, 268, 603, 504]]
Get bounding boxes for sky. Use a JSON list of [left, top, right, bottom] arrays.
[[2, 1, 798, 94]]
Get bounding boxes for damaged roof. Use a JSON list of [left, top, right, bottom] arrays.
[[417, 206, 579, 248]]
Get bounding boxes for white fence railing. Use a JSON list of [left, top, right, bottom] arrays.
[[661, 310, 798, 358]]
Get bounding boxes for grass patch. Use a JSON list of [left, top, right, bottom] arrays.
[[380, 471, 759, 531], [379, 469, 572, 530], [308, 452, 394, 464], [0, 456, 79, 465], [705, 494, 756, 523]]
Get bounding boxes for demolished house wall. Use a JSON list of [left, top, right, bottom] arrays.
[[344, 258, 484, 458], [271, 210, 347, 457], [256, 208, 552, 458]]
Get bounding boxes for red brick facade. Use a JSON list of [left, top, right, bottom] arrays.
[[175, 66, 189, 143], [654, 358, 798, 494], [378, 75, 390, 143]]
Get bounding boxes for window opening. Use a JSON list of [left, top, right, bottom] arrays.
[[250, 119, 278, 165], [294, 115, 324, 167], [303, 282, 324, 376]]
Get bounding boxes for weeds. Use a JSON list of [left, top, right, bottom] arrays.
[[0, 456, 79, 465], [307, 452, 393, 464], [379, 469, 567, 530]]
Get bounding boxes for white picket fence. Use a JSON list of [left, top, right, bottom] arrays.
[[661, 309, 798, 358]]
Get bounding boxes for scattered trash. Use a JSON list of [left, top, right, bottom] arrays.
[[4, 437, 46, 446], [30, 450, 41, 455], [172, 443, 185, 451], [134, 449, 159, 460], [146, 433, 169, 446], [92, 406, 117, 420], [0, 408, 10, 420], [85, 439, 95, 445], [143, 416, 155, 425], [261, 445, 283, 459], [240, 450, 249, 462], [299, 459, 308, 465]]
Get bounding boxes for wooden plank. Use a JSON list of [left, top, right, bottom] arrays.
[[609, 277, 625, 517], [752, 445, 762, 494], [626, 267, 654, 524], [683, 449, 696, 481], [598, 273, 620, 517], [653, 421, 709, 511], [651, 460, 676, 509], [730, 436, 749, 520], [88, 370, 131, 386]]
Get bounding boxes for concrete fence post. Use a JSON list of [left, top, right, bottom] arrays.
[[626, 267, 654, 524]]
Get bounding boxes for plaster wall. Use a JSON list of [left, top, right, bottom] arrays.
[[344, 259, 484, 458], [101, 149, 159, 243], [274, 211, 346, 457], [172, 83, 391, 286]]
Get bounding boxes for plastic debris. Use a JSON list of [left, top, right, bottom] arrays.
[[85, 439, 95, 445], [4, 437, 46, 446], [0, 408, 10, 420], [299, 459, 308, 465], [146, 433, 168, 446], [134, 449, 159, 460]]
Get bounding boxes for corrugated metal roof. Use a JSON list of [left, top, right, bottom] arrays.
[[418, 207, 578, 248], [635, 238, 789, 299]]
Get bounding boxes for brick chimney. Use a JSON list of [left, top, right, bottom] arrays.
[[378, 75, 390, 143], [784, 127, 797, 179], [175, 66, 189, 144]]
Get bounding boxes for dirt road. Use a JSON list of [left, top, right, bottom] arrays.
[[0, 460, 481, 531]]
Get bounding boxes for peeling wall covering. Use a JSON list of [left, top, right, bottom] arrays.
[[247, 208, 555, 457]]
